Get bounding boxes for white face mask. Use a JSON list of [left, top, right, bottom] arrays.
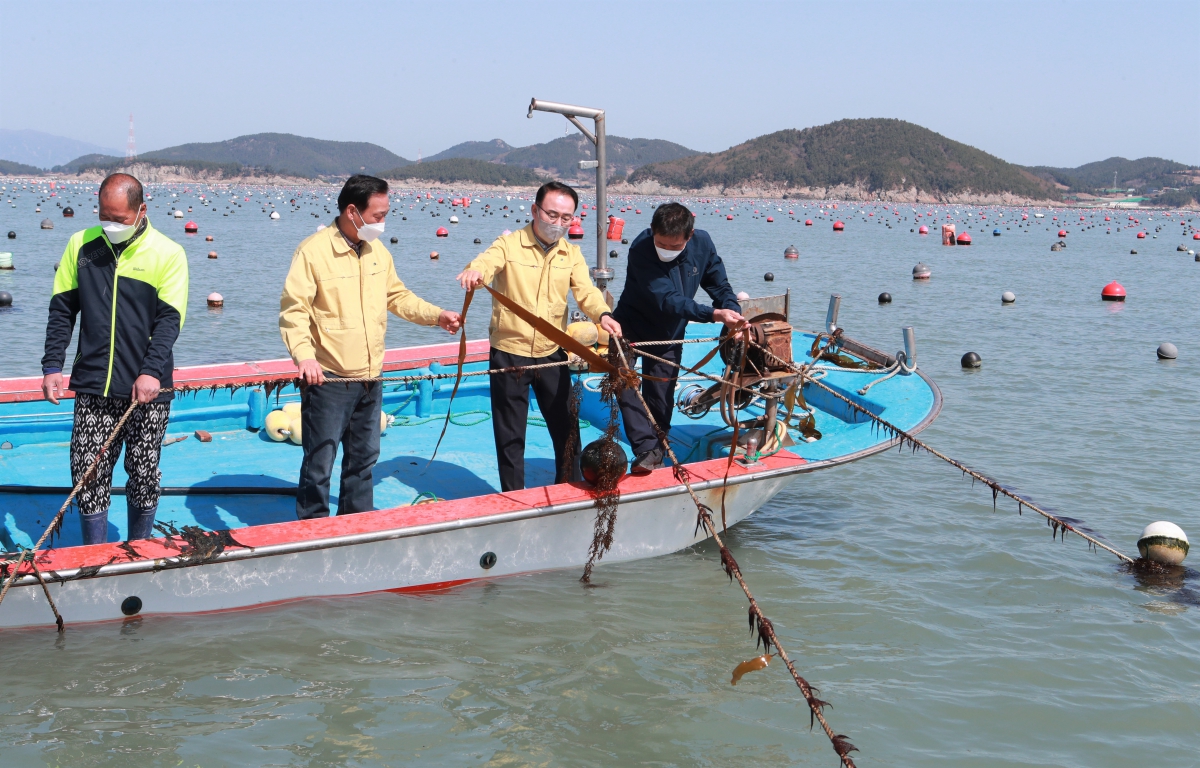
[[102, 209, 143, 244], [655, 245, 684, 262], [352, 210, 385, 242]]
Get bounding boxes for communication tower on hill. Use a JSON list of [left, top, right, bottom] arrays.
[[126, 114, 136, 160]]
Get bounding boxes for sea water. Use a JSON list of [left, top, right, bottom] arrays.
[[0, 188, 1197, 765]]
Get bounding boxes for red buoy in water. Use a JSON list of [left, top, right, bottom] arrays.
[[833, 221, 845, 231], [567, 219, 585, 240], [1193, 233, 1199, 240], [184, 221, 198, 233], [436, 227, 448, 237], [1101, 281, 1126, 301], [1058, 229, 1068, 237], [956, 232, 972, 245], [918, 225, 929, 234], [726, 215, 734, 220], [804, 219, 813, 226], [766, 216, 774, 222], [1137, 231, 1146, 239]]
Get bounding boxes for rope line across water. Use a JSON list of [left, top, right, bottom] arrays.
[[611, 339, 859, 767]]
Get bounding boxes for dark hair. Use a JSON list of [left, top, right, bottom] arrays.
[[99, 173, 144, 209], [651, 202, 694, 239], [337, 174, 389, 213], [534, 180, 578, 211]]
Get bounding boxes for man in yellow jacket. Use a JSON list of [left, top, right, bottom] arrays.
[[457, 181, 621, 491], [281, 175, 461, 519]]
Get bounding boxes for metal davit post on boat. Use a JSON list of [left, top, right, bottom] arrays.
[[527, 98, 613, 305]]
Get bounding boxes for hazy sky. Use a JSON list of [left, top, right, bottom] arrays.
[[1, 0, 1197, 167]]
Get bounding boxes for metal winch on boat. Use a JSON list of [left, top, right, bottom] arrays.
[[676, 291, 822, 456]]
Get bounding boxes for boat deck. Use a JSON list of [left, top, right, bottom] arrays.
[[0, 324, 936, 551]]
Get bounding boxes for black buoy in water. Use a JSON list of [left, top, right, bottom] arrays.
[[389, 236, 398, 244], [764, 272, 774, 281], [961, 351, 982, 369], [474, 238, 482, 244], [609, 249, 619, 259], [878, 292, 892, 304], [6, 231, 14, 239], [0, 290, 12, 307]]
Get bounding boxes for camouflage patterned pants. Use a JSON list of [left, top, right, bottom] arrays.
[[70, 393, 171, 515]]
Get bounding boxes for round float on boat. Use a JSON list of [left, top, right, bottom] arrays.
[[288, 417, 302, 445], [264, 410, 292, 441], [282, 402, 302, 419], [1137, 521, 1189, 565], [1156, 342, 1177, 360], [581, 439, 628, 485]]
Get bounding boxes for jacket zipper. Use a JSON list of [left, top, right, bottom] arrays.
[[102, 239, 122, 397]]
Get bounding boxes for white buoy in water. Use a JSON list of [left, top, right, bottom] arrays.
[[1137, 521, 1189, 565], [270, 211, 280, 220], [449, 215, 459, 224], [1001, 291, 1016, 304], [1156, 343, 1177, 360]]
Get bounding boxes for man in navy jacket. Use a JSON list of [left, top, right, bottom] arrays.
[[611, 203, 743, 474]]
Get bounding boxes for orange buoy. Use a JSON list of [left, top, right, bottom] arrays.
[[1136, 231, 1146, 239], [832, 221, 844, 231], [606, 216, 625, 240], [185, 221, 198, 233], [1101, 281, 1126, 301], [205, 235, 214, 242], [568, 219, 585, 240], [766, 216, 774, 222], [918, 225, 929, 234], [436, 227, 448, 237], [1058, 229, 1068, 237], [207, 251, 218, 259], [804, 219, 812, 226], [956, 232, 972, 245], [726, 215, 734, 220], [430, 251, 440, 260]]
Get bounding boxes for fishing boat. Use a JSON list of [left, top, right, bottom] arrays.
[[0, 291, 940, 630]]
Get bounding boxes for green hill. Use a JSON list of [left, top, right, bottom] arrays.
[[629, 119, 1059, 200], [141, 133, 410, 177], [57, 133, 411, 178], [425, 139, 514, 163], [381, 158, 545, 186], [0, 158, 44, 176], [1025, 156, 1195, 193], [501, 135, 699, 178]]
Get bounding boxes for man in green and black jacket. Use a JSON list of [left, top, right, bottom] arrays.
[[41, 173, 189, 545]]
